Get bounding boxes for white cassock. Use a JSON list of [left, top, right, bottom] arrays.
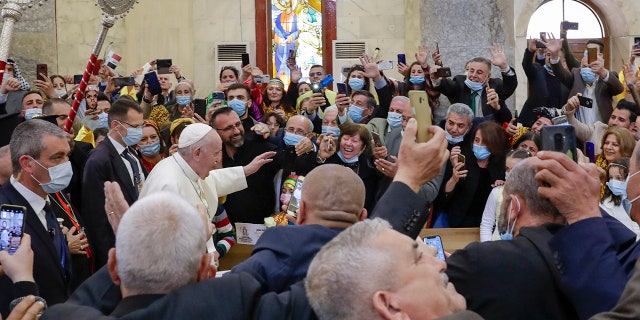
[[140, 152, 247, 252]]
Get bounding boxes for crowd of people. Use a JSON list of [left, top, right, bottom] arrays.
[[1, 19, 640, 319]]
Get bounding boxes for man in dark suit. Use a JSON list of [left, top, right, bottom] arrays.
[[82, 97, 146, 269], [0, 120, 73, 318], [545, 37, 624, 125], [430, 44, 516, 124]]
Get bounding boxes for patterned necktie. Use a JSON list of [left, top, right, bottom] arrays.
[[122, 148, 141, 195]]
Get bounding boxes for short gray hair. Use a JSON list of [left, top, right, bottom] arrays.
[[306, 218, 394, 320], [498, 159, 561, 232], [446, 103, 474, 126], [10, 120, 67, 174], [115, 191, 207, 295], [287, 114, 314, 133]]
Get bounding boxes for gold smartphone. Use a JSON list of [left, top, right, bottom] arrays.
[[408, 90, 432, 142], [587, 47, 598, 64]]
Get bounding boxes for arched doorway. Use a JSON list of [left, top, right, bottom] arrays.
[[526, 0, 608, 67]]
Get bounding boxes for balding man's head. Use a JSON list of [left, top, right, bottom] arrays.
[[299, 164, 366, 228]]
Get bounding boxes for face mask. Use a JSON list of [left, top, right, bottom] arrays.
[[83, 116, 100, 131], [337, 150, 359, 164], [500, 196, 520, 240], [54, 89, 67, 97], [24, 108, 42, 120], [348, 105, 365, 123], [580, 68, 596, 83], [543, 64, 554, 75], [536, 53, 546, 60], [386, 112, 403, 129], [322, 126, 340, 137], [409, 76, 425, 85], [2, 73, 11, 82], [140, 140, 161, 156], [625, 171, 640, 206], [176, 95, 191, 106], [283, 131, 303, 146], [228, 98, 246, 117], [98, 112, 109, 129], [464, 78, 484, 92], [348, 78, 365, 91], [606, 180, 627, 197], [280, 193, 292, 204], [473, 144, 491, 160], [445, 130, 464, 144], [118, 122, 143, 146], [30, 158, 73, 193]]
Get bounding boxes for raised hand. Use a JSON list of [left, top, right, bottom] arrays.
[[489, 43, 508, 69], [415, 45, 430, 68]]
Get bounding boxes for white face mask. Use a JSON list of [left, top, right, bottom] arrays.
[[29, 157, 73, 193], [626, 171, 640, 204]]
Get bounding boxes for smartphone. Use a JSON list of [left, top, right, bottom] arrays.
[[241, 53, 250, 67], [336, 82, 347, 95], [371, 132, 382, 147], [114, 76, 135, 87], [409, 90, 432, 142], [311, 82, 322, 94], [92, 59, 102, 76], [578, 95, 593, 108], [36, 64, 48, 82], [585, 141, 596, 163], [552, 115, 568, 125], [562, 21, 579, 30], [634, 37, 640, 54], [587, 47, 598, 64], [287, 49, 296, 65], [254, 75, 270, 84], [536, 32, 547, 48], [212, 91, 225, 101], [377, 60, 393, 71], [156, 59, 172, 74], [193, 98, 207, 119], [397, 53, 406, 66], [541, 125, 578, 162], [457, 154, 466, 170], [144, 72, 162, 96], [434, 67, 452, 78], [0, 204, 26, 255], [73, 74, 83, 85], [423, 235, 445, 261], [286, 176, 305, 218], [434, 41, 442, 66]]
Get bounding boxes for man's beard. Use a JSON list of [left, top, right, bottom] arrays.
[[229, 133, 244, 148]]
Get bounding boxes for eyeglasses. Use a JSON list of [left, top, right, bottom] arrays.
[[285, 127, 308, 136], [117, 120, 144, 130], [215, 121, 242, 133], [309, 72, 323, 77]]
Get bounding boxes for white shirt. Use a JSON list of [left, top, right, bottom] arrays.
[[10, 176, 49, 230], [576, 84, 600, 125], [601, 197, 640, 238]]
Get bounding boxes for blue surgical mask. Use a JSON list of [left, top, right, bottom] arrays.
[[140, 140, 161, 156], [2, 73, 10, 82], [500, 196, 520, 241], [176, 95, 191, 106], [348, 105, 365, 123], [337, 150, 359, 164], [118, 122, 143, 146], [322, 126, 340, 137], [55, 89, 67, 97], [536, 53, 546, 60], [228, 99, 246, 117], [25, 108, 42, 120], [98, 112, 109, 129], [606, 180, 627, 197], [445, 130, 464, 144], [30, 158, 73, 193], [473, 144, 491, 160], [283, 132, 303, 146], [464, 78, 484, 92], [386, 112, 403, 128], [348, 78, 365, 91], [580, 68, 596, 83], [409, 76, 425, 85], [83, 117, 100, 131]]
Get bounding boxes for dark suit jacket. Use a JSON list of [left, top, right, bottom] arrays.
[[435, 73, 515, 124], [552, 63, 624, 122], [548, 214, 640, 319], [447, 224, 579, 320], [0, 183, 71, 318], [66, 141, 93, 214], [591, 258, 640, 320], [230, 224, 341, 292], [81, 137, 146, 268]]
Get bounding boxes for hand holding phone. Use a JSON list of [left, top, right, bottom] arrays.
[[0, 204, 26, 255], [423, 235, 446, 261], [157, 59, 172, 74], [36, 64, 48, 82], [397, 53, 406, 66], [541, 125, 578, 162], [336, 82, 347, 95], [409, 90, 432, 142]]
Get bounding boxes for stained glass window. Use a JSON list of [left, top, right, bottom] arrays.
[[271, 0, 323, 87]]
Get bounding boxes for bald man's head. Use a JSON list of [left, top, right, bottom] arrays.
[[299, 164, 366, 228]]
